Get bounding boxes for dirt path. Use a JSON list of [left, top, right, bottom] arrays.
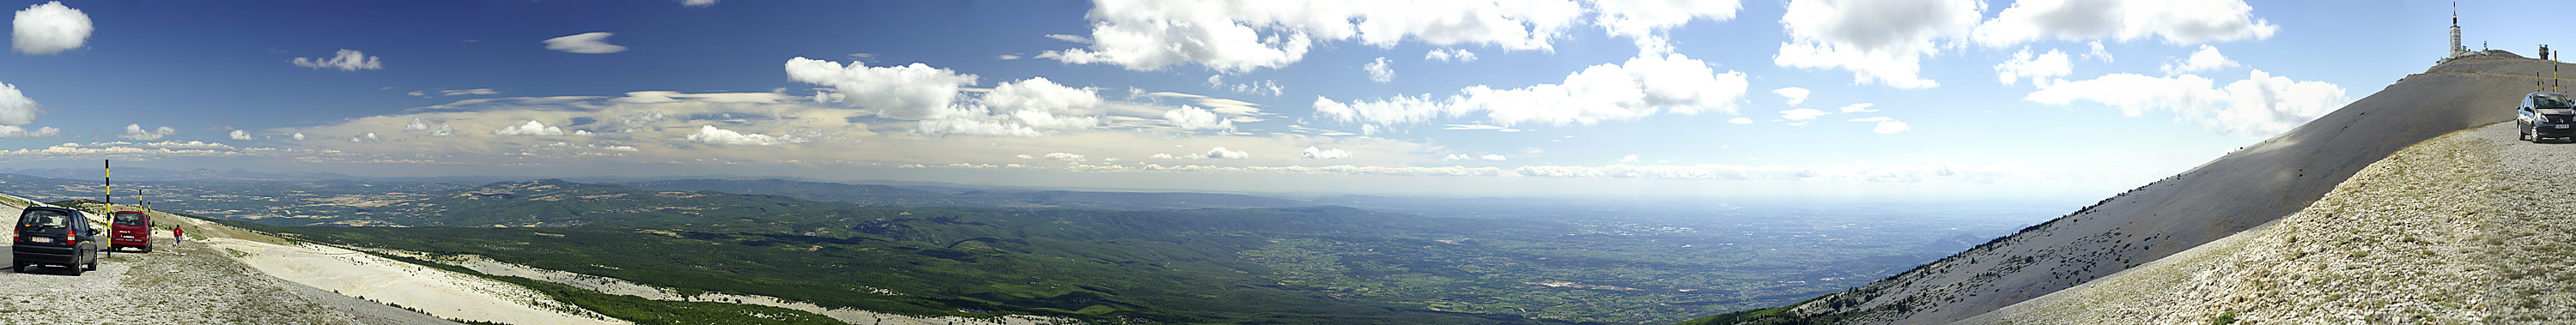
[[2472, 121, 2576, 322]]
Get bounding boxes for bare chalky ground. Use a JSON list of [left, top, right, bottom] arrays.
[[1971, 122, 2576, 323]]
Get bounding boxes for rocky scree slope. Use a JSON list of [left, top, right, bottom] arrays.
[[1692, 51, 2547, 324], [1968, 122, 2576, 323]]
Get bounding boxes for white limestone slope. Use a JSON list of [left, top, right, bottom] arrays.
[[445, 255, 1072, 325], [1967, 123, 2576, 323], [208, 238, 628, 324], [1761, 52, 2549, 324]]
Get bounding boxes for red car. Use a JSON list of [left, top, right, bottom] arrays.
[[109, 210, 152, 253]]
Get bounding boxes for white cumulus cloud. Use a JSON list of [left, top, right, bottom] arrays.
[[1589, 0, 1742, 52], [491, 120, 568, 135], [915, 113, 1046, 137], [1872, 119, 1911, 134], [617, 111, 666, 132], [908, 78, 1106, 138], [0, 124, 56, 137], [118, 123, 175, 141], [981, 76, 1102, 113], [2029, 69, 2347, 137], [1315, 52, 1747, 127], [1041, 0, 1583, 73], [1995, 47, 2073, 86], [1300, 146, 1351, 159], [291, 49, 384, 71], [1425, 48, 1477, 63], [228, 129, 253, 141], [2159, 45, 2239, 75], [1364, 57, 1394, 83], [2085, 40, 2114, 62], [0, 81, 41, 126], [1771, 87, 1811, 105], [1163, 105, 1235, 131], [1971, 0, 2279, 47], [1042, 153, 1086, 162], [544, 32, 629, 54], [1774, 0, 1982, 89], [685, 125, 799, 146], [11, 1, 90, 55], [1203, 147, 1249, 159], [785, 57, 978, 120]]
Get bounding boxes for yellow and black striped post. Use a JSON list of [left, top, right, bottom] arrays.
[[103, 159, 111, 213]]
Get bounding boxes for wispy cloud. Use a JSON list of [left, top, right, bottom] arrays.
[[291, 49, 383, 71], [544, 32, 628, 54]]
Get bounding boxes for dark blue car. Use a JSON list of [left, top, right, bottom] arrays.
[[13, 207, 102, 275], [2520, 92, 2576, 142]]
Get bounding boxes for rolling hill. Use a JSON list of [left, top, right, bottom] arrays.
[[625, 178, 1311, 210], [226, 179, 1571, 323], [203, 178, 1987, 323], [1690, 51, 2549, 323]]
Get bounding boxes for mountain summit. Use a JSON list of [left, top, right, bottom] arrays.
[[1697, 52, 2548, 323], [1967, 118, 2576, 322]]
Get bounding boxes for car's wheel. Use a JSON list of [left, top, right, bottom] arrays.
[[139, 245, 151, 253], [2524, 127, 2536, 141], [9, 262, 21, 273]]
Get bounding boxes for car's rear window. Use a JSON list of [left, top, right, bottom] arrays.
[[113, 212, 148, 226], [17, 209, 72, 229], [2537, 94, 2575, 109]]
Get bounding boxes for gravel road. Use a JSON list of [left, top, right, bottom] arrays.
[[0, 202, 456, 324]]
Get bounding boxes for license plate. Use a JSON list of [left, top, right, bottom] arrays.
[[30, 237, 52, 243], [2558, 124, 2570, 129]]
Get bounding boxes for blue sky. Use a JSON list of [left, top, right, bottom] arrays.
[[0, 0, 2518, 201]]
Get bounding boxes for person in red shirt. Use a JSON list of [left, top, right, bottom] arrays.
[[173, 226, 183, 244]]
